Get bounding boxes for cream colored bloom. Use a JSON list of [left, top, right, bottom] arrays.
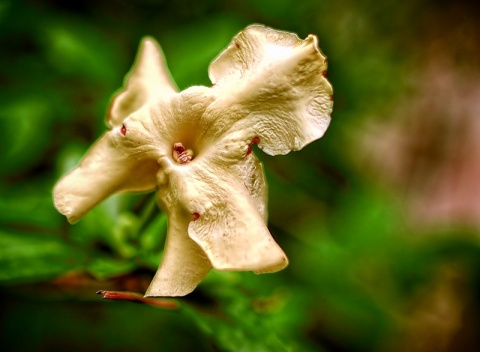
[[53, 25, 333, 297]]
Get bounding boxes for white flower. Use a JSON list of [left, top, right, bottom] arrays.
[[53, 25, 333, 297]]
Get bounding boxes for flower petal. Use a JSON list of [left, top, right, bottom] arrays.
[[144, 209, 211, 297], [230, 152, 268, 221], [207, 25, 333, 155], [53, 114, 160, 223], [108, 37, 178, 127], [197, 128, 268, 222], [156, 156, 287, 274]]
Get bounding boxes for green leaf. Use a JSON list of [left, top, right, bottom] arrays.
[[39, 19, 119, 81], [0, 231, 86, 284], [183, 303, 295, 352], [182, 274, 320, 352], [140, 212, 167, 252], [86, 256, 137, 280], [0, 98, 53, 176], [0, 182, 62, 229]]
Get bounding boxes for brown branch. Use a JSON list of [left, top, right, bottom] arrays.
[[96, 290, 179, 310]]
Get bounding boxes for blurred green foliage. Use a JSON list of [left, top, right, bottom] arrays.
[[1, 0, 480, 351]]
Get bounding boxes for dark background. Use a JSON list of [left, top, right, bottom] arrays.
[[1, 0, 480, 351]]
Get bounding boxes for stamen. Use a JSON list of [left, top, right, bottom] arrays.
[[120, 124, 127, 136], [246, 136, 260, 156], [192, 212, 200, 221], [172, 142, 193, 164]]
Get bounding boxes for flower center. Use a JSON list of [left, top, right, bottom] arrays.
[[172, 142, 194, 164]]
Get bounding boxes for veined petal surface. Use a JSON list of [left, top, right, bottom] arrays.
[[207, 24, 333, 155], [156, 154, 287, 275]]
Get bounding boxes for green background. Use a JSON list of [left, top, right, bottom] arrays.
[[1, 0, 479, 351]]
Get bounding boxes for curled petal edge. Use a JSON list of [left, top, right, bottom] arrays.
[[155, 157, 287, 275], [207, 24, 333, 156]]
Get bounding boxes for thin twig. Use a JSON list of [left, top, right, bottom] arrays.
[[96, 290, 179, 309]]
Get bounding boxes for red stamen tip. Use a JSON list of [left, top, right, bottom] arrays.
[[120, 124, 127, 136], [173, 143, 185, 153], [246, 136, 260, 156], [329, 94, 334, 101], [322, 70, 327, 77], [193, 212, 200, 221]]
